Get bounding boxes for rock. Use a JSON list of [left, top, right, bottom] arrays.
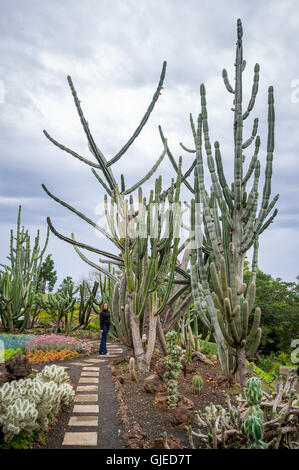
[[181, 358, 196, 375], [216, 374, 236, 386], [5, 353, 32, 380], [192, 351, 214, 366], [169, 405, 196, 429], [153, 392, 168, 409], [111, 356, 128, 366], [177, 394, 194, 410], [144, 374, 166, 394], [123, 424, 146, 449], [153, 435, 182, 449], [155, 358, 166, 378]]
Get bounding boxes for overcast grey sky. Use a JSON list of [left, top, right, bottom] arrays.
[[0, 0, 298, 288]]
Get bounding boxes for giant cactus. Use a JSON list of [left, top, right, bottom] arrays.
[[159, 19, 278, 387], [41, 62, 169, 280], [97, 166, 182, 371]]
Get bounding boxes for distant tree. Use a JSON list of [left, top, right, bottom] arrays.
[[37, 254, 57, 293], [244, 265, 299, 355]]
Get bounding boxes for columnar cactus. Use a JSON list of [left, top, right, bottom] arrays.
[[0, 206, 49, 331], [159, 19, 278, 387], [163, 331, 182, 408], [243, 377, 266, 448]]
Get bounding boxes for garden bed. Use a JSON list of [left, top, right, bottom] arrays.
[[111, 351, 239, 449]]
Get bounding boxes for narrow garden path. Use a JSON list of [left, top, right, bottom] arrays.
[[0, 340, 129, 449], [46, 340, 129, 449]]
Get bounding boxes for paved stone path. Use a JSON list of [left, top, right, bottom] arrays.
[[60, 341, 127, 448]]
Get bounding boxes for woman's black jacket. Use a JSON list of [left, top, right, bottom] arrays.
[[99, 309, 111, 329]]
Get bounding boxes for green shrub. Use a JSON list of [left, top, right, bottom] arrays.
[[257, 351, 294, 376], [198, 339, 218, 357], [4, 348, 23, 361], [85, 322, 99, 331], [36, 310, 53, 326], [246, 360, 273, 387]]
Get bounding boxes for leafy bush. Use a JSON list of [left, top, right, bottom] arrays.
[[85, 322, 99, 331], [198, 338, 218, 357], [4, 348, 23, 361]]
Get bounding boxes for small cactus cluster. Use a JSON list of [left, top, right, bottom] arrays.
[[185, 371, 298, 449], [163, 331, 182, 409], [0, 364, 75, 442]]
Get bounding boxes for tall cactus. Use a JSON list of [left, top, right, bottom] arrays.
[[191, 19, 276, 386], [0, 206, 49, 331], [101, 167, 182, 371], [41, 50, 197, 354], [41, 63, 169, 280], [159, 19, 278, 388]]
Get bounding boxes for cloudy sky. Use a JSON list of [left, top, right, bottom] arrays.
[[0, 0, 298, 289]]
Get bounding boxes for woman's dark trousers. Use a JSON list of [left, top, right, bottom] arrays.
[[99, 325, 109, 354]]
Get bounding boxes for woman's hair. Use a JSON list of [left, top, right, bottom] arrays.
[[102, 302, 109, 310]]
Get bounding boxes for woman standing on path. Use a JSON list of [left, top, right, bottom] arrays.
[[99, 302, 111, 355]]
